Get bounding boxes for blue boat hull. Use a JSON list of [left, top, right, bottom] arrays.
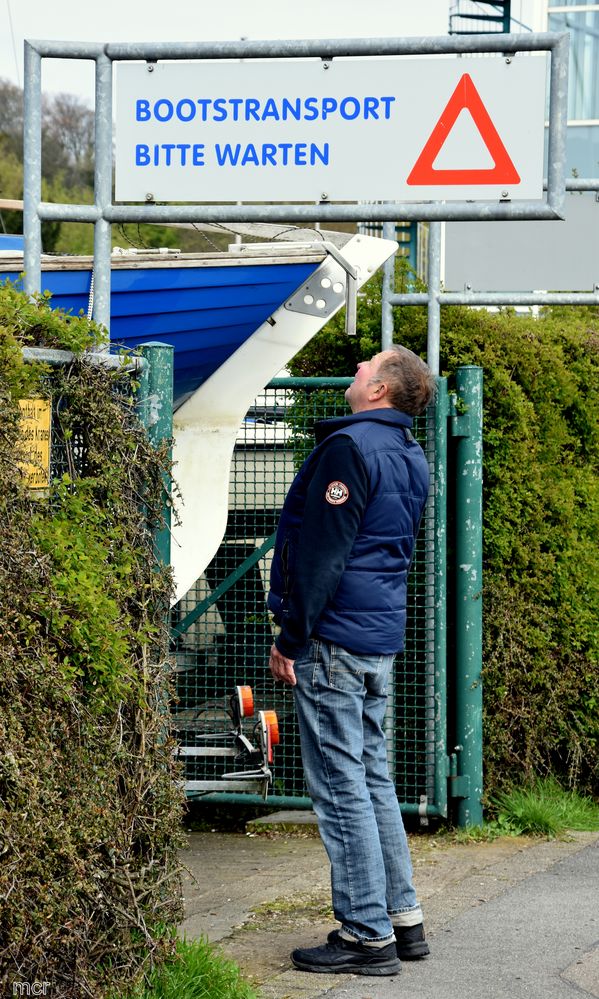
[[0, 257, 319, 406]]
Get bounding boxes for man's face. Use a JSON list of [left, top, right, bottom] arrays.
[[344, 352, 387, 413]]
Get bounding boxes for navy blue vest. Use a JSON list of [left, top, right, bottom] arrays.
[[268, 409, 430, 654]]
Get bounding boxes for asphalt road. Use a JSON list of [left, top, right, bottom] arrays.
[[338, 838, 599, 999], [180, 817, 599, 999]]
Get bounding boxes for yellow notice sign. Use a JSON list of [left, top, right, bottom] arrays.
[[18, 398, 52, 491]]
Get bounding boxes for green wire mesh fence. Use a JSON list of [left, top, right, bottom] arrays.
[[171, 378, 446, 813]]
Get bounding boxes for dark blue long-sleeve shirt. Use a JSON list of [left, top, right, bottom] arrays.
[[274, 435, 369, 659]]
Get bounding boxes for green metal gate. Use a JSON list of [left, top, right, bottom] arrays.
[[170, 375, 460, 819]]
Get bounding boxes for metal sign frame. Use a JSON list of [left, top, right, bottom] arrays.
[[380, 178, 599, 375], [23, 32, 569, 332]]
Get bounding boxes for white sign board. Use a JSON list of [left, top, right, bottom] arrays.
[[115, 56, 547, 204], [444, 193, 599, 291]]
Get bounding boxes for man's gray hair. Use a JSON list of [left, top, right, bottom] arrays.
[[371, 345, 436, 416]]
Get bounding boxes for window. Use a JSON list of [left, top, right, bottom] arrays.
[[548, 5, 599, 120]]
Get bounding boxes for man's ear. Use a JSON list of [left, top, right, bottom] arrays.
[[368, 381, 388, 401]]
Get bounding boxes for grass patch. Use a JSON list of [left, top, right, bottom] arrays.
[[121, 938, 257, 999], [446, 823, 517, 844], [243, 889, 333, 933], [434, 778, 599, 843], [491, 777, 599, 838]]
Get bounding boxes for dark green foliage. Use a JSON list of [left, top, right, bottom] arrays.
[[0, 285, 184, 997], [290, 273, 599, 797], [0, 279, 105, 353]]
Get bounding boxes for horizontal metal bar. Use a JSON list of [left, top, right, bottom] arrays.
[[267, 377, 352, 389], [22, 346, 147, 371], [539, 179, 599, 191], [38, 203, 100, 222], [34, 183, 599, 227], [442, 292, 599, 305], [391, 294, 429, 306], [38, 198, 558, 225], [104, 32, 563, 61], [26, 39, 104, 59], [26, 32, 564, 64], [563, 179, 599, 191], [175, 747, 237, 757], [186, 792, 313, 806], [455, 13, 504, 21], [222, 769, 270, 780], [390, 292, 599, 306], [184, 780, 266, 793], [105, 202, 564, 224], [186, 792, 445, 815]]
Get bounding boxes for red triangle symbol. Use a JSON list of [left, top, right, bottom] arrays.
[[407, 73, 520, 186]]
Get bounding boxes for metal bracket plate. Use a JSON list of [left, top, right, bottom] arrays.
[[449, 774, 471, 799], [284, 259, 347, 318]]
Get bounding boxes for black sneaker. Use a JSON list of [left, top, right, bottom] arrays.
[[393, 922, 430, 960], [291, 935, 401, 976], [328, 924, 430, 960]]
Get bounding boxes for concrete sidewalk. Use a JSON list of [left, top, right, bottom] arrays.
[[179, 814, 599, 999]]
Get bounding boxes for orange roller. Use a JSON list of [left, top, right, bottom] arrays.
[[258, 710, 273, 763], [236, 685, 254, 718], [262, 710, 280, 746]]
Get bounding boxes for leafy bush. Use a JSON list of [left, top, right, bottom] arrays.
[[0, 285, 184, 997], [289, 271, 599, 797]]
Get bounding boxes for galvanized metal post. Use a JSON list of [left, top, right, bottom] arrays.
[[421, 220, 443, 815], [23, 42, 42, 296], [451, 366, 484, 826], [92, 53, 114, 334], [137, 343, 174, 568], [547, 31, 569, 219], [427, 223, 442, 376], [381, 222, 396, 349]]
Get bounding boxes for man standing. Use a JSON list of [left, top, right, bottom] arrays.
[[268, 345, 436, 976]]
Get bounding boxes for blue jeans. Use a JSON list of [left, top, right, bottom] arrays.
[[293, 639, 421, 943]]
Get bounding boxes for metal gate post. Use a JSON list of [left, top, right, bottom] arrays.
[[451, 366, 484, 826], [137, 342, 174, 567], [433, 377, 449, 818]]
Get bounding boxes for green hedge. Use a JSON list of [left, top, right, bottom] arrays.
[[0, 285, 184, 997], [289, 275, 599, 798]]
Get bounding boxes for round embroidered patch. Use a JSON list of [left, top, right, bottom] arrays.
[[325, 481, 350, 505]]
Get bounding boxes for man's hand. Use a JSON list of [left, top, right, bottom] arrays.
[[269, 643, 296, 686]]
